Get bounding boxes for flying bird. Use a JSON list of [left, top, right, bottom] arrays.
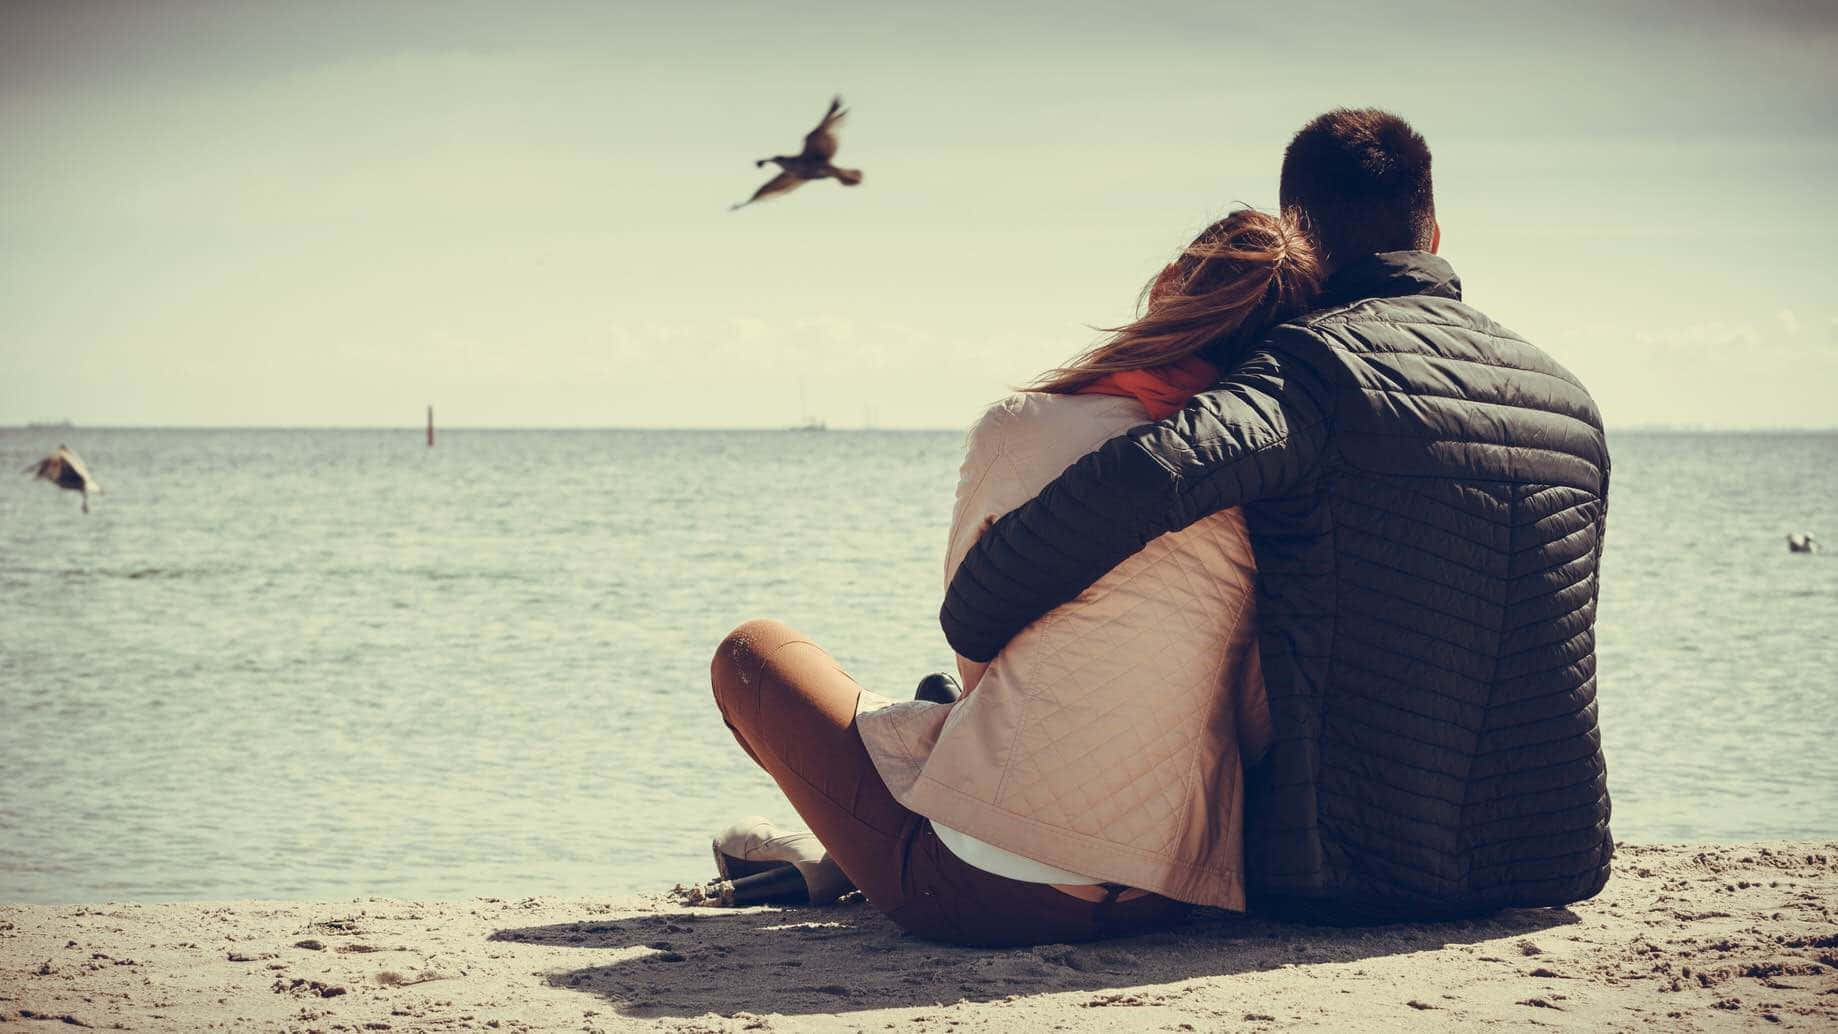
[[25, 444, 102, 514], [731, 95, 863, 210]]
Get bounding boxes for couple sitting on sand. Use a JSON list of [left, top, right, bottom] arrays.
[[709, 109, 1613, 946]]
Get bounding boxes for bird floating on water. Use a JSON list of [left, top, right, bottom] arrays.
[[1787, 532, 1821, 554], [25, 444, 101, 514], [731, 95, 863, 210]]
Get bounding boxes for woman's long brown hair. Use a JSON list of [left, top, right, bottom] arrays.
[[1034, 208, 1324, 394]]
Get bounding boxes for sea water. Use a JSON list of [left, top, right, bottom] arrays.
[[1, 428, 1834, 903]]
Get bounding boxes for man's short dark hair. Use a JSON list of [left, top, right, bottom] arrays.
[[1279, 109, 1435, 268]]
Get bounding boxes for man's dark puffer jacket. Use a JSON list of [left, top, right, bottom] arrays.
[[941, 251, 1612, 923]]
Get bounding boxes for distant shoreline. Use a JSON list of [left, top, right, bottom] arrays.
[[5, 425, 1837, 434], [3, 842, 1833, 1033]]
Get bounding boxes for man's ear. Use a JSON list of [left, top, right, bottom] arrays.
[[1430, 221, 1442, 254]]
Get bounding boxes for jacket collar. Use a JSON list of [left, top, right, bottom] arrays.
[[1318, 251, 1462, 309]]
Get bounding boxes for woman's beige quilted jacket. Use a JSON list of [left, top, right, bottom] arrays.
[[857, 391, 1272, 908]]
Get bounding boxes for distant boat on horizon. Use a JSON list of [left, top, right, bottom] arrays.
[[26, 420, 75, 429], [790, 382, 826, 432]]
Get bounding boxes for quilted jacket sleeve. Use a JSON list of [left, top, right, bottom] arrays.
[[940, 326, 1339, 662]]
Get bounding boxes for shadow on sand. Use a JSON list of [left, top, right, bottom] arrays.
[[490, 900, 1578, 1019]]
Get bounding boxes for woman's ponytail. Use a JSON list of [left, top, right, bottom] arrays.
[[1035, 209, 1325, 394]]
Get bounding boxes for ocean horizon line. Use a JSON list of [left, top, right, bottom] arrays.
[[6, 422, 1838, 434], [3, 423, 961, 433]]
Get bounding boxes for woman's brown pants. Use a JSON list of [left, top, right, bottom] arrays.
[[710, 618, 1186, 948]]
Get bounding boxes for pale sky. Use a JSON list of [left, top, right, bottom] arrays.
[[3, 0, 1835, 429]]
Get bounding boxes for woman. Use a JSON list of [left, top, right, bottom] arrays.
[[711, 209, 1323, 946]]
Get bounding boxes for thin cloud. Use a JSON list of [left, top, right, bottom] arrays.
[[1630, 321, 1761, 353], [1628, 309, 1831, 355]]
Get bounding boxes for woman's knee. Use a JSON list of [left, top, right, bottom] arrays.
[[710, 618, 798, 710]]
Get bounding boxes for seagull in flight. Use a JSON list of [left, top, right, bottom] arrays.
[[732, 96, 863, 210], [25, 444, 102, 514]]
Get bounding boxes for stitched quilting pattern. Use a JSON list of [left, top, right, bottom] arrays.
[[991, 510, 1249, 853]]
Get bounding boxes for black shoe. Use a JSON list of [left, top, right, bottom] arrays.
[[914, 672, 961, 705], [706, 817, 854, 906]]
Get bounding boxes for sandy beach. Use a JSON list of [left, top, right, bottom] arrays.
[[2, 842, 1833, 1033]]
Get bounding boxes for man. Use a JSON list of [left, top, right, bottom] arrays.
[[940, 109, 1612, 923]]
